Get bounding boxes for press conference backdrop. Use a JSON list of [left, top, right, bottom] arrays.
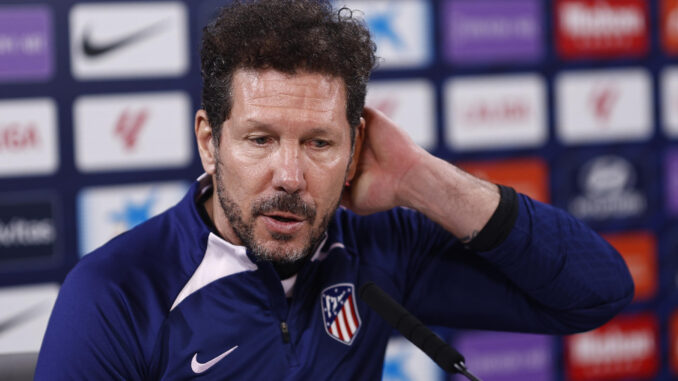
[[0, 0, 674, 379]]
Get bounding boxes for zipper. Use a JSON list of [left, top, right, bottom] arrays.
[[280, 321, 291, 343]]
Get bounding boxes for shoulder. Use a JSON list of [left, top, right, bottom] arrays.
[[333, 206, 423, 232], [75, 201, 208, 311], [332, 206, 444, 247], [329, 206, 454, 268], [64, 181, 214, 329]]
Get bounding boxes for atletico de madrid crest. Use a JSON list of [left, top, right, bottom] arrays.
[[320, 283, 361, 345]]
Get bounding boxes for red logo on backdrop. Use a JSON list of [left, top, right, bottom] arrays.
[[601, 231, 657, 302], [662, 0, 678, 55], [590, 85, 619, 123], [669, 311, 678, 375], [0, 122, 40, 152], [457, 157, 549, 203], [114, 109, 148, 150], [565, 314, 659, 381], [555, 0, 649, 59], [463, 100, 530, 125]]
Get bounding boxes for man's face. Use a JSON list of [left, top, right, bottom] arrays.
[[210, 69, 357, 263]]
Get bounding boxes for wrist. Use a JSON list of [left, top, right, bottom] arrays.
[[394, 150, 438, 210], [395, 154, 501, 240], [465, 185, 519, 252]]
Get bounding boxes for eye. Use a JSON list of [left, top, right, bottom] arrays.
[[309, 139, 330, 148], [249, 136, 271, 146]]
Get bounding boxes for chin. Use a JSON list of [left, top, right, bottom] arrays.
[[252, 237, 309, 263]]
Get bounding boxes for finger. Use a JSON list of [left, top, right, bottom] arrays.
[[361, 105, 381, 128], [362, 105, 390, 124]]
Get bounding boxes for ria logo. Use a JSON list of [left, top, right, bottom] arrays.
[[114, 109, 149, 150], [463, 100, 530, 125], [445, 74, 546, 150]]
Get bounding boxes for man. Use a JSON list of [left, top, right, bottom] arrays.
[[36, 0, 633, 379]]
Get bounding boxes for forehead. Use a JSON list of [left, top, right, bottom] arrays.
[[230, 68, 348, 126]]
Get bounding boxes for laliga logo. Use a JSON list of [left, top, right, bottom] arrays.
[[114, 108, 148, 150], [0, 122, 40, 152]]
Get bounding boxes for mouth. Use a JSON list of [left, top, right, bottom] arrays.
[[264, 212, 304, 223], [260, 211, 306, 235]]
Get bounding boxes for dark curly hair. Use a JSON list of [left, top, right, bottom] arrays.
[[200, 0, 376, 144]]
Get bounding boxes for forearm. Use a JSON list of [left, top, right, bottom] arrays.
[[397, 154, 500, 242], [405, 194, 634, 334]]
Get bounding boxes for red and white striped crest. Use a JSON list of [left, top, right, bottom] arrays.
[[320, 283, 361, 345]]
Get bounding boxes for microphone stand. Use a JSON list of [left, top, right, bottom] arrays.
[[359, 282, 482, 381]]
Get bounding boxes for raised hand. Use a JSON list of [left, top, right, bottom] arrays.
[[341, 106, 428, 215], [342, 106, 499, 240]]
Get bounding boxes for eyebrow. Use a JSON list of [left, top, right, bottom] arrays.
[[243, 120, 335, 137]]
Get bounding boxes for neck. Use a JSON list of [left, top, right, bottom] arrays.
[[202, 190, 243, 246]]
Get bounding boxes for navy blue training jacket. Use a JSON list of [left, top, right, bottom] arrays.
[[35, 176, 634, 380]]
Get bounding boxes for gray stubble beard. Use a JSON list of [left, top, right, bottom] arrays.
[[214, 156, 338, 264]]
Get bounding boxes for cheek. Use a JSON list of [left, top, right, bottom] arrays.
[[308, 160, 349, 205], [217, 160, 266, 217], [220, 148, 271, 188]]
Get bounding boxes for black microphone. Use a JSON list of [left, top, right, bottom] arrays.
[[359, 282, 481, 381]]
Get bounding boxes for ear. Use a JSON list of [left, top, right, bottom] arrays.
[[346, 117, 365, 182], [195, 109, 217, 175]]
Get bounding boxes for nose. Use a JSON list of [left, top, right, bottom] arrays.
[[271, 141, 306, 194]]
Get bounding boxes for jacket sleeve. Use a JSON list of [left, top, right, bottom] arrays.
[[34, 256, 146, 380], [402, 193, 635, 334]]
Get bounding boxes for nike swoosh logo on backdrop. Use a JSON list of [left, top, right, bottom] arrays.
[[81, 20, 167, 58], [191, 345, 238, 374], [0, 302, 49, 336]]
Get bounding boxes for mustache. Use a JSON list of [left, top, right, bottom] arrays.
[[252, 193, 317, 222]]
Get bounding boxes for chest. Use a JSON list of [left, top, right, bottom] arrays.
[[148, 253, 396, 380]]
